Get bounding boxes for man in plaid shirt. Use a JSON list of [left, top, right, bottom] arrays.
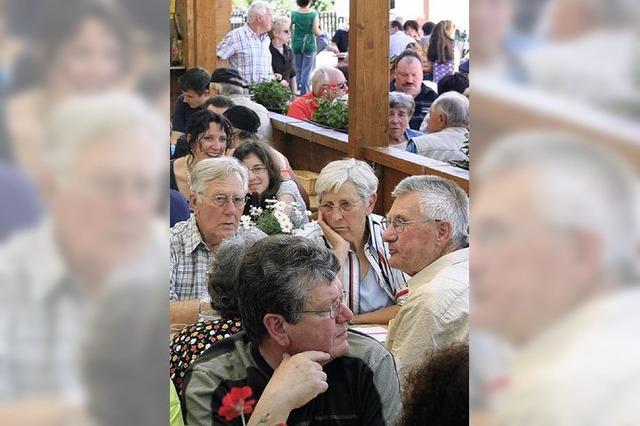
[[217, 1, 274, 85]]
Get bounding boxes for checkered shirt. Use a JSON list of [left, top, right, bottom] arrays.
[[217, 24, 273, 85]]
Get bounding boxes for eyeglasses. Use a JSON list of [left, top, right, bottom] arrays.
[[323, 81, 348, 90], [295, 292, 346, 319], [318, 200, 361, 214], [197, 192, 248, 209], [381, 217, 436, 233], [247, 165, 267, 175]]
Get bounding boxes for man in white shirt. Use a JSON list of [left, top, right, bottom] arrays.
[[414, 91, 469, 162], [382, 175, 470, 383], [389, 20, 416, 59]]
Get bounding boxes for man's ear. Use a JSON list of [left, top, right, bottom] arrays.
[[189, 192, 199, 211], [436, 220, 453, 246], [367, 192, 377, 214], [263, 313, 290, 347]]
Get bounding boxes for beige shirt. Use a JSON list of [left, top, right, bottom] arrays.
[[386, 247, 469, 383]]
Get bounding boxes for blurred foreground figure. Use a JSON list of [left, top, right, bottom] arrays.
[[0, 93, 165, 423], [473, 132, 639, 424]]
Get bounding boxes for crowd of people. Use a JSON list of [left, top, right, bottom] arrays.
[[165, 1, 471, 425]]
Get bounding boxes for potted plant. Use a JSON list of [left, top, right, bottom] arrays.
[[248, 79, 294, 114], [312, 96, 349, 132]]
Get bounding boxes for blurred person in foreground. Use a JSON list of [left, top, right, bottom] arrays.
[[287, 66, 347, 120], [297, 159, 409, 325], [413, 91, 469, 162], [397, 344, 469, 426], [382, 175, 470, 383], [0, 93, 165, 421], [473, 132, 639, 424], [183, 235, 402, 425], [169, 157, 265, 323], [7, 0, 132, 181]]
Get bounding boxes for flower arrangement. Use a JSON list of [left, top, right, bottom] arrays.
[[218, 385, 287, 426], [241, 199, 310, 235], [249, 78, 295, 114], [448, 132, 469, 171], [312, 96, 349, 132]]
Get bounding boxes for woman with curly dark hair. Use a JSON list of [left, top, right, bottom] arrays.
[[169, 109, 232, 200], [398, 344, 469, 426]]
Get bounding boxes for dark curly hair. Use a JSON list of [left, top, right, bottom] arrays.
[[397, 344, 469, 426], [185, 109, 232, 169]]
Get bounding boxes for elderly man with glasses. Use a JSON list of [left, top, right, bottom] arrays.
[[183, 235, 402, 425], [170, 157, 265, 324], [287, 66, 347, 120], [382, 175, 469, 384]]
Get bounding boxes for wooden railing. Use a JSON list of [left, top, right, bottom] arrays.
[[269, 112, 469, 214]]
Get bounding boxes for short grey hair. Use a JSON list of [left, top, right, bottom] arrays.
[[237, 235, 340, 344], [247, 1, 273, 23], [392, 175, 469, 248], [316, 159, 379, 202], [47, 93, 165, 177], [311, 66, 344, 93], [478, 131, 638, 282], [210, 82, 244, 96], [272, 16, 290, 33], [430, 91, 470, 128], [389, 91, 415, 116], [190, 157, 249, 195]]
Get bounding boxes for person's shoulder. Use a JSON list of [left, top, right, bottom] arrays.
[[418, 83, 438, 100], [345, 329, 394, 367], [188, 331, 253, 378]]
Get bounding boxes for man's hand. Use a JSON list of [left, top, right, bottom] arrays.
[[248, 351, 330, 425], [317, 210, 350, 266]]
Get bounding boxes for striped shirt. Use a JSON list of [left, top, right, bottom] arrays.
[[216, 24, 273, 85], [296, 213, 409, 314]]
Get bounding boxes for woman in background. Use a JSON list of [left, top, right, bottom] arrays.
[[290, 0, 321, 95], [427, 20, 457, 83], [270, 16, 297, 92]]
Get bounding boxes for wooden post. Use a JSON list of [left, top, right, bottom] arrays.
[[423, 0, 430, 20], [347, 0, 390, 158], [184, 0, 231, 72]]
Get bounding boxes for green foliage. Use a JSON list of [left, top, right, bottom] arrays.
[[255, 212, 282, 235], [249, 79, 295, 113], [312, 0, 336, 12], [232, 0, 335, 15], [448, 133, 469, 171], [312, 97, 348, 131]]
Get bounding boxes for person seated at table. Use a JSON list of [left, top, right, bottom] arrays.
[[170, 233, 263, 397], [437, 72, 469, 97], [388, 91, 425, 153], [223, 105, 263, 152], [171, 67, 211, 145], [170, 109, 232, 200], [397, 344, 469, 425], [204, 95, 235, 115], [170, 157, 265, 324], [296, 159, 408, 325], [383, 175, 469, 383], [413, 91, 469, 163], [232, 140, 308, 223], [390, 50, 438, 130], [183, 235, 402, 425], [287, 66, 347, 120]]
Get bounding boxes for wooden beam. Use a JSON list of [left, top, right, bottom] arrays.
[[348, 0, 390, 158], [184, 0, 231, 72]]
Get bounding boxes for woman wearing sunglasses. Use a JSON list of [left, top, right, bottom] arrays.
[[270, 17, 297, 92], [297, 159, 408, 325]]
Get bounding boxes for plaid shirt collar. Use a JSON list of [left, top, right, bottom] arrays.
[[241, 23, 269, 42], [183, 214, 209, 256]]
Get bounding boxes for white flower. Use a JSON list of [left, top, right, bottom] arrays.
[[240, 215, 254, 229], [281, 223, 293, 233], [274, 200, 287, 212], [249, 206, 263, 217]]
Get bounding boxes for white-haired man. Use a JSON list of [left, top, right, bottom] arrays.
[[169, 157, 265, 323], [414, 91, 469, 162], [287, 66, 347, 120], [382, 175, 470, 383], [216, 1, 274, 84]]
